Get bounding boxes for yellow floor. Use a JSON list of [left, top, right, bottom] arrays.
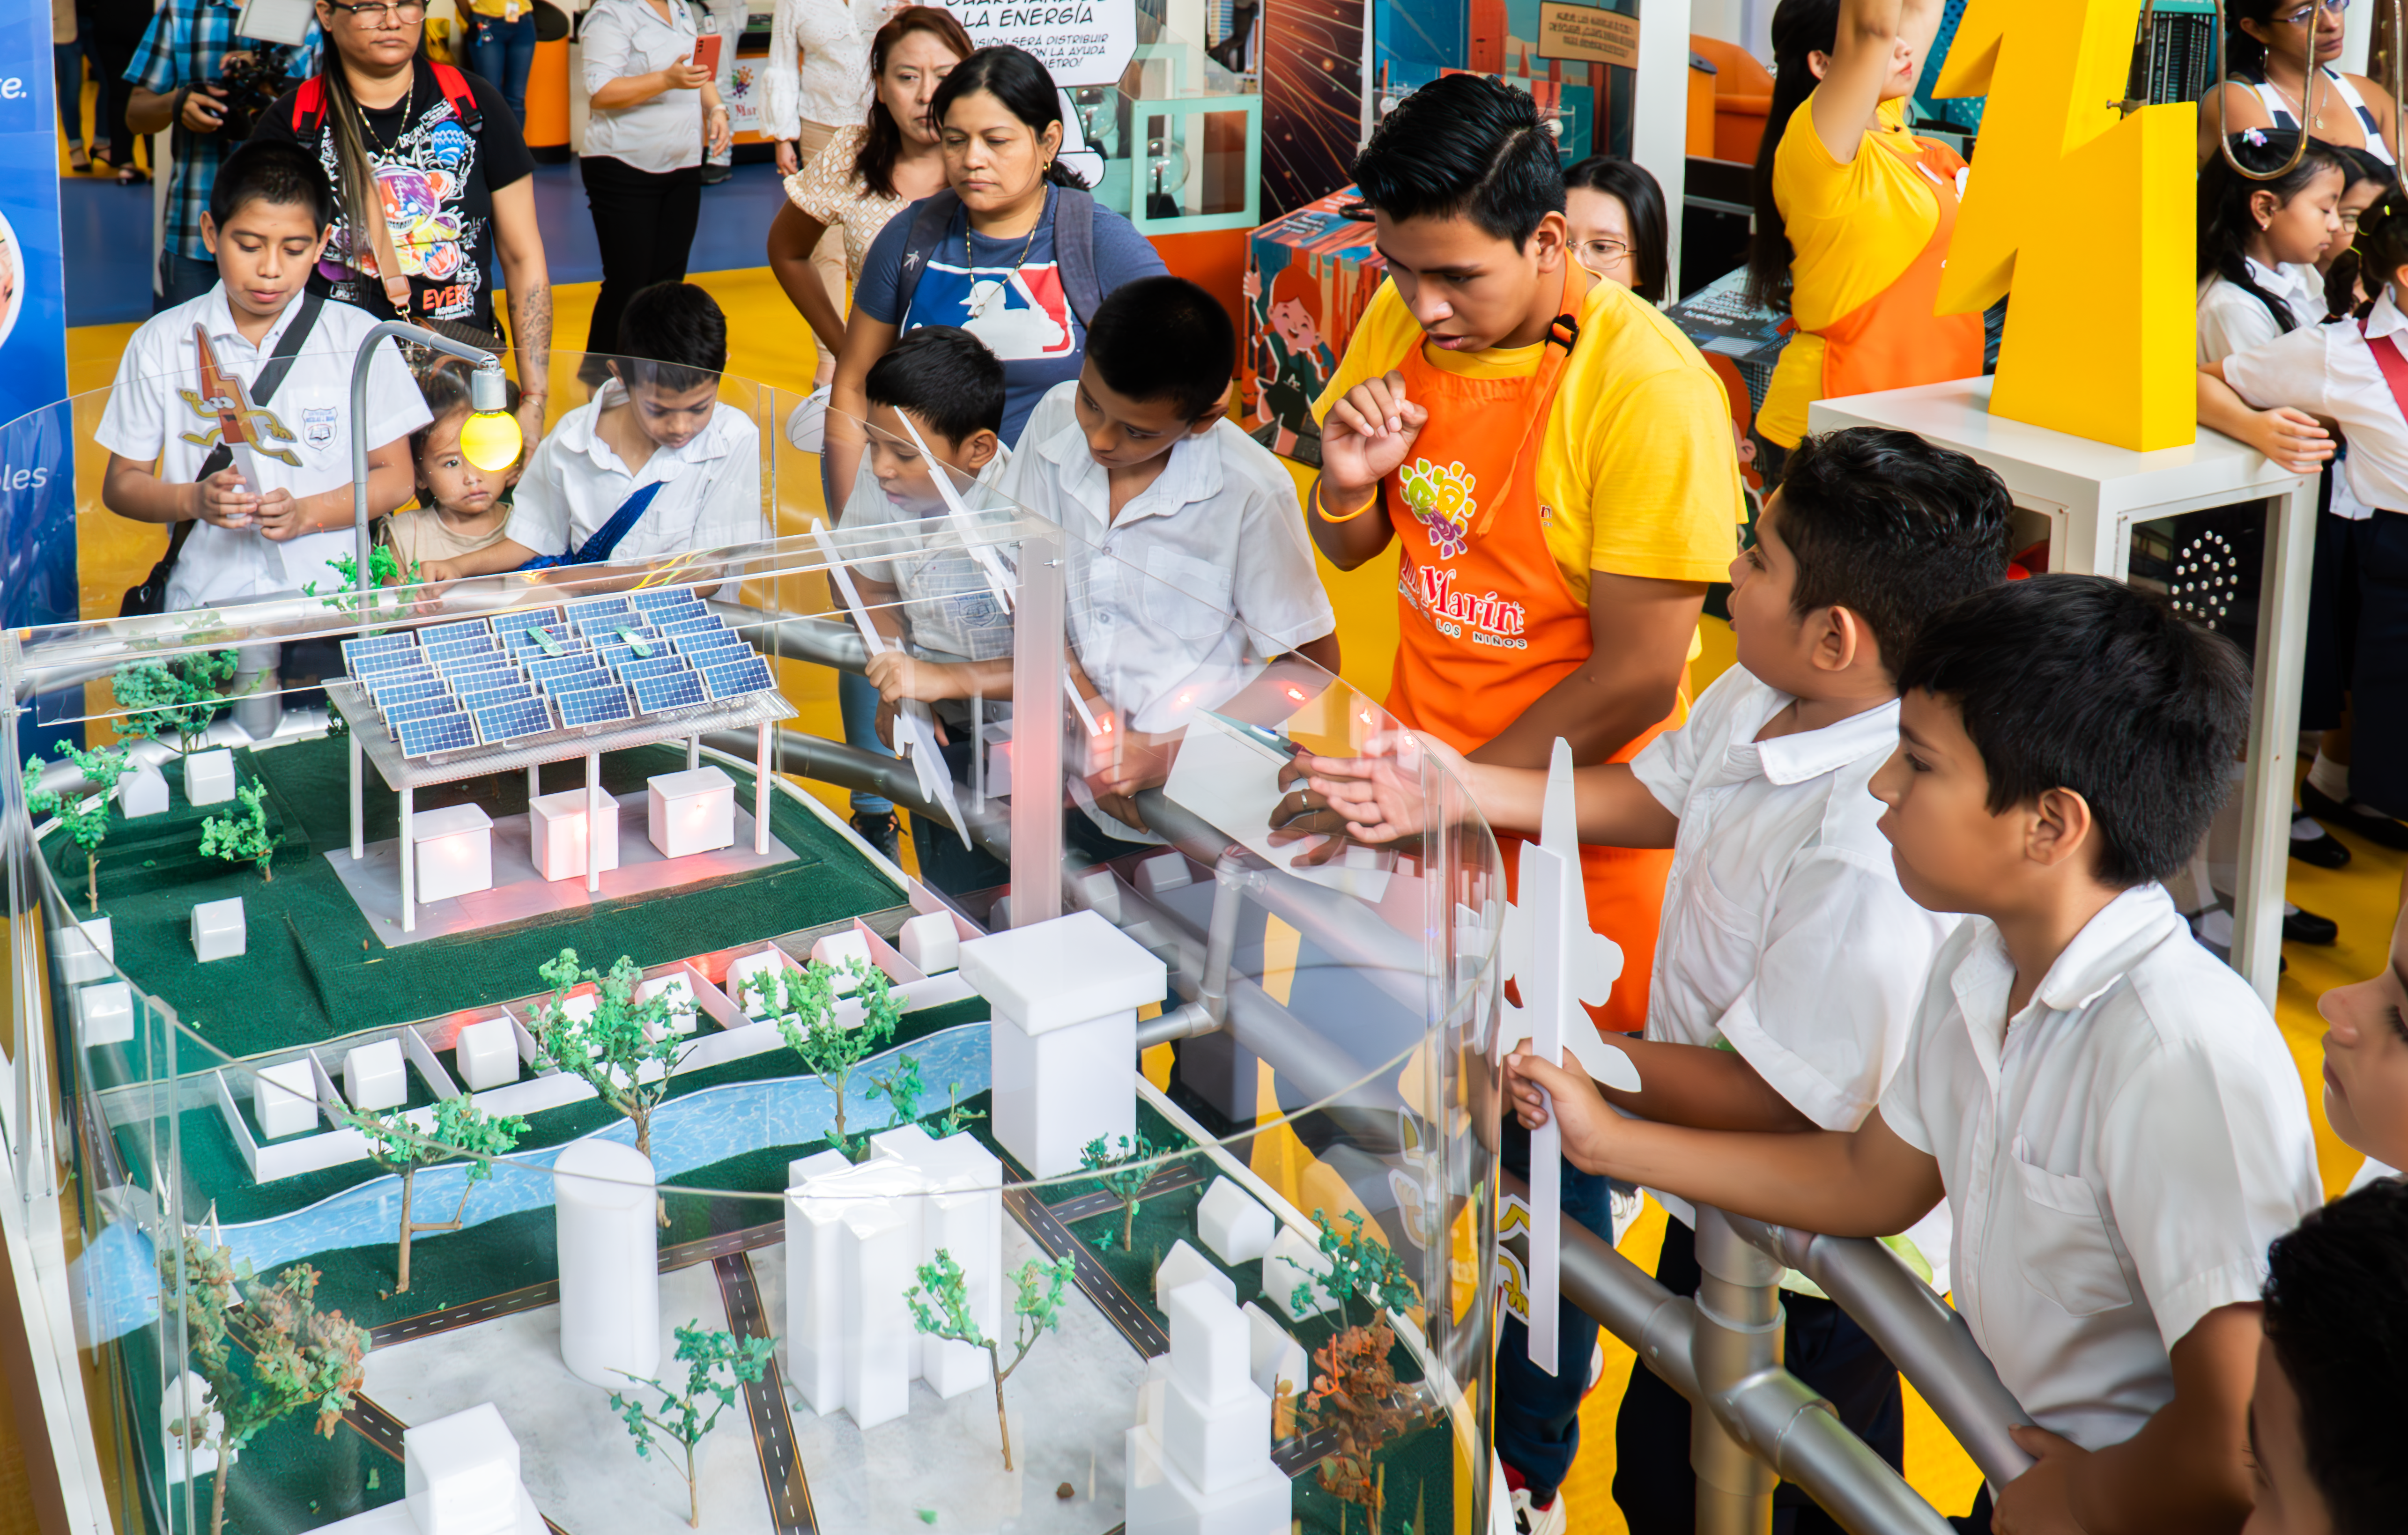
[[63, 269, 2386, 1532]]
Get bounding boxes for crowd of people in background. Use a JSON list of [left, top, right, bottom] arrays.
[[69, 0, 2408, 1525]]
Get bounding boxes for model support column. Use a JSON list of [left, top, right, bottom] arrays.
[[349, 735, 365, 860], [554, 1138, 661, 1390], [399, 787, 416, 933], [754, 721, 772, 855], [686, 735, 701, 772], [586, 750, 603, 896], [527, 764, 540, 803], [1690, 1205, 1781, 1534], [1008, 528, 1065, 928]]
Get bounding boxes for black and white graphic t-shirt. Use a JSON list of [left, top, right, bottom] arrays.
[[258, 61, 537, 332]]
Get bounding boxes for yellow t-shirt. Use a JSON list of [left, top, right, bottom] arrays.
[[1756, 95, 1947, 448], [1312, 275, 1744, 605]]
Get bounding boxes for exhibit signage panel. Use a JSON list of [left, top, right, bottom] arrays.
[[934, 0, 1139, 87]]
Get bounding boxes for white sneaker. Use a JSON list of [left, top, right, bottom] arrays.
[[785, 384, 831, 453], [1511, 1487, 1567, 1535]]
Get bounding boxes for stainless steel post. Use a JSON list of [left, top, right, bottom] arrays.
[[1692, 1206, 1783, 1534]]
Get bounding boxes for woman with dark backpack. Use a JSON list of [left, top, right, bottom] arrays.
[[253, 0, 552, 450], [825, 44, 1165, 498]]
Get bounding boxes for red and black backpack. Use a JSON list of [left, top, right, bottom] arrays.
[[288, 61, 482, 146]]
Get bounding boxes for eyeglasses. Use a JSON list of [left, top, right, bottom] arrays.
[[2274, 0, 2348, 26], [1576, 238, 1636, 270], [326, 0, 429, 22]]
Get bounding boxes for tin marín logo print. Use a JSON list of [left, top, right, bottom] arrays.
[[1398, 561, 1529, 649]]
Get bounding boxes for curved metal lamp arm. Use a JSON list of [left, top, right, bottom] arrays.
[[2211, 0, 2325, 177], [347, 323, 509, 603]]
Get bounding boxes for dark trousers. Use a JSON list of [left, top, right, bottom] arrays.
[[1492, 1118, 1610, 1508], [579, 155, 702, 366], [2310, 507, 2408, 818], [1614, 1217, 1905, 1534], [56, 41, 89, 147], [87, 7, 147, 161]]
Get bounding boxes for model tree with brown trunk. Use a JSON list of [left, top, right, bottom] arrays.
[[1287, 1210, 1421, 1533], [351, 1092, 529, 1294]]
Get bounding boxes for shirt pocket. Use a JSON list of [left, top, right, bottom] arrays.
[[2008, 1141, 2134, 1317], [1670, 856, 1762, 1013], [1142, 548, 1236, 642]]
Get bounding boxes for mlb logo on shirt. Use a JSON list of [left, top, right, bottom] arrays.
[[912, 260, 1076, 361], [304, 407, 338, 449]]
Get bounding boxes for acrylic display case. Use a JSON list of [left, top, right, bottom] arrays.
[[0, 360, 1514, 1535], [1074, 21, 1263, 236]]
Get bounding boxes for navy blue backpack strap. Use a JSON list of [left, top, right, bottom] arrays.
[[893, 190, 964, 326], [1052, 186, 1102, 328], [515, 480, 667, 570]]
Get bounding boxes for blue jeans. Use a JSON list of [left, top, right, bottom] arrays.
[[157, 251, 220, 311], [56, 41, 88, 147], [1493, 1117, 1610, 1507], [466, 13, 539, 127]]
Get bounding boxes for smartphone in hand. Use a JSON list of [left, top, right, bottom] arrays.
[[690, 34, 723, 75]]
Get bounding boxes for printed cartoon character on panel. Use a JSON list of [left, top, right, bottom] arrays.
[[1243, 263, 1337, 457]]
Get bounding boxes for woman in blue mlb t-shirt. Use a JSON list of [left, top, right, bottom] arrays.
[[826, 44, 1165, 501]]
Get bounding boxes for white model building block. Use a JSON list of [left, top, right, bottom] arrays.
[[190, 897, 246, 963], [454, 1016, 519, 1091], [1072, 866, 1121, 923], [119, 764, 170, 819], [897, 910, 961, 974], [646, 766, 735, 857], [636, 967, 701, 1037], [1134, 850, 1194, 895], [252, 1059, 319, 1139], [1135, 1353, 1171, 1433], [342, 1039, 408, 1111], [840, 1193, 919, 1429], [405, 1402, 524, 1535], [1261, 1227, 1336, 1323], [810, 928, 874, 991], [787, 1147, 850, 1190], [1242, 1304, 1308, 1402], [962, 910, 1163, 1177], [727, 946, 791, 1017], [1155, 1240, 1236, 1313], [527, 787, 621, 882], [1164, 1373, 1274, 1494], [183, 747, 237, 807], [56, 916, 115, 982], [76, 982, 134, 1048], [1125, 1427, 1291, 1535], [414, 803, 495, 903], [1195, 1177, 1275, 1265], [1166, 1282, 1252, 1407], [553, 1139, 661, 1389]]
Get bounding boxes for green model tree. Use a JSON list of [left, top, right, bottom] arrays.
[[532, 949, 683, 1225], [156, 1233, 370, 1535], [1076, 1132, 1163, 1250], [303, 547, 423, 609], [1286, 1210, 1421, 1532], [907, 1247, 1074, 1470], [935, 1082, 985, 1138], [608, 1322, 775, 1529], [113, 651, 241, 755], [198, 780, 282, 881], [351, 1093, 529, 1295], [745, 956, 900, 1157], [23, 743, 131, 912], [867, 1049, 924, 1130]]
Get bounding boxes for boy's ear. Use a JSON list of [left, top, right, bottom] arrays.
[[2022, 785, 2099, 875], [1188, 381, 1231, 435], [1809, 605, 1884, 678], [200, 213, 220, 257], [960, 429, 1001, 470]]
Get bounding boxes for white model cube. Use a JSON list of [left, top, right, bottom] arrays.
[[810, 928, 874, 991], [55, 916, 114, 982], [252, 1059, 319, 1139], [183, 748, 237, 807], [553, 1139, 660, 1390], [1072, 866, 1121, 923], [962, 911, 1163, 1178], [190, 896, 246, 963], [1262, 1227, 1336, 1323], [787, 1147, 850, 1190], [119, 765, 170, 819], [727, 946, 791, 1017], [527, 787, 621, 882], [646, 766, 735, 857], [1242, 1304, 1308, 1403], [405, 1401, 523, 1535], [343, 1039, 408, 1111], [454, 1016, 519, 1091], [76, 981, 134, 1047], [1163, 1374, 1274, 1494], [1167, 1282, 1253, 1408], [636, 967, 701, 1037], [414, 803, 495, 903], [1196, 1178, 1275, 1265], [1155, 1239, 1236, 1312], [897, 911, 960, 974], [1134, 850, 1193, 895]]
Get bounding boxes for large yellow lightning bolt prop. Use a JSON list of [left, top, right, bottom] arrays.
[[1935, 0, 2194, 450]]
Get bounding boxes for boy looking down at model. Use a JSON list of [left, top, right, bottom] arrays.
[[1304, 427, 2013, 1530], [1504, 575, 2322, 1534]]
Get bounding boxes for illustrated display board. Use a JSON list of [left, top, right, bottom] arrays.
[[1261, 0, 1369, 214], [932, 0, 1141, 85], [1372, 0, 1624, 160], [1243, 185, 1390, 464]]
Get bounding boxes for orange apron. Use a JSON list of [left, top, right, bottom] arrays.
[[1381, 273, 1678, 1036], [1813, 137, 1985, 403]]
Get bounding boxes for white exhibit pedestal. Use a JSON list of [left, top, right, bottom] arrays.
[[552, 1139, 660, 1390], [528, 787, 621, 882], [413, 804, 496, 905], [1810, 378, 2318, 1005]]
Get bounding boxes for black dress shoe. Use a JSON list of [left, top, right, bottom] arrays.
[[2291, 819, 2353, 867], [2301, 781, 2408, 849], [701, 162, 732, 185], [2285, 904, 2340, 945]]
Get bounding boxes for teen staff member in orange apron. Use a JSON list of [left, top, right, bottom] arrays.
[[1747, 0, 1982, 481], [1306, 74, 1742, 1530]]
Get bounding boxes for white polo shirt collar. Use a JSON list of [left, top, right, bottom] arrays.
[[1749, 694, 1901, 786], [562, 380, 733, 481], [1037, 413, 1224, 531]]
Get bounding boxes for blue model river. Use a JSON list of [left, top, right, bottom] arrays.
[[78, 1022, 990, 1343]]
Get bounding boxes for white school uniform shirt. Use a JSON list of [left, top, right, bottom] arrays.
[[996, 381, 1337, 734], [580, 0, 705, 175], [2225, 288, 2408, 515], [1628, 667, 1957, 1286], [840, 445, 1017, 664], [505, 382, 765, 584], [95, 285, 430, 612], [1878, 883, 2321, 1453], [2195, 259, 2323, 364]]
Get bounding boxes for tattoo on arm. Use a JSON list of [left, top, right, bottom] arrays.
[[508, 282, 554, 392]]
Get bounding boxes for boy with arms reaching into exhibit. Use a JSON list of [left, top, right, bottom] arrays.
[[99, 140, 429, 614], [1504, 576, 2322, 1535], [1305, 427, 2013, 1530]]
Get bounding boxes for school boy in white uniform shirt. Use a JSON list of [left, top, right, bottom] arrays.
[[97, 283, 428, 610], [505, 379, 766, 571]]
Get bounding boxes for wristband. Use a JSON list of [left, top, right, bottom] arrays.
[[1313, 476, 1380, 524]]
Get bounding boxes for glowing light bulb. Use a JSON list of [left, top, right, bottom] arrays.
[[459, 408, 523, 472]]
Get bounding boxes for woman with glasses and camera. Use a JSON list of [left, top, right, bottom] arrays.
[[252, 0, 553, 450], [2200, 0, 2398, 168]]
